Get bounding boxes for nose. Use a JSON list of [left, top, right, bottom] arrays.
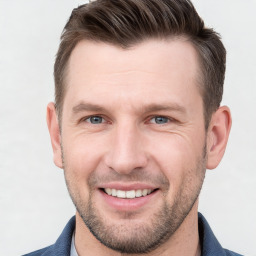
[[104, 122, 148, 174]]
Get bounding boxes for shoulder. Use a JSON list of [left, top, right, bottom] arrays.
[[224, 249, 243, 256], [22, 245, 54, 256], [22, 216, 75, 256], [198, 213, 244, 256]]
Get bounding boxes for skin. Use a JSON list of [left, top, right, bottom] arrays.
[[47, 39, 231, 256]]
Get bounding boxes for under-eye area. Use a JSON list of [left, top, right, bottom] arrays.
[[101, 188, 159, 199]]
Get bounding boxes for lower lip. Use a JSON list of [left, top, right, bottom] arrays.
[[98, 189, 159, 212]]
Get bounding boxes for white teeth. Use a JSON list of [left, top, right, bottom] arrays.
[[126, 190, 136, 199], [103, 188, 154, 198], [135, 190, 142, 197], [105, 188, 111, 195], [112, 189, 117, 197], [142, 189, 148, 196], [147, 189, 152, 195], [116, 190, 126, 198]]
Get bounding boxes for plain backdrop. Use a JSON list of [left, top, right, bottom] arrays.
[[0, 1, 255, 255]]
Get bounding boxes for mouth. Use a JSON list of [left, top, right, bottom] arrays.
[[101, 188, 158, 199], [98, 185, 160, 211]]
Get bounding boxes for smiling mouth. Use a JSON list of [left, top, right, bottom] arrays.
[[101, 188, 158, 199]]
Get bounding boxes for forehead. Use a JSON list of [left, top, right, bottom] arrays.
[[67, 38, 200, 80], [64, 39, 202, 111]]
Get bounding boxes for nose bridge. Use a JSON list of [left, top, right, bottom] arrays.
[[105, 120, 147, 174]]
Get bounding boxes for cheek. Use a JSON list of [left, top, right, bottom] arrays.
[[62, 133, 106, 182], [148, 132, 205, 185], [150, 132, 202, 163], [62, 142, 102, 202]]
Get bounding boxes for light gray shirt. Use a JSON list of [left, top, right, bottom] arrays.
[[70, 232, 78, 256]]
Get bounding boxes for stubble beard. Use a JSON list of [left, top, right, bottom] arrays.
[[63, 146, 207, 254]]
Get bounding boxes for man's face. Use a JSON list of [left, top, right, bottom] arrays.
[[59, 39, 207, 253]]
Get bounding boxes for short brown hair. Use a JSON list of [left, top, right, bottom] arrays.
[[54, 0, 226, 127]]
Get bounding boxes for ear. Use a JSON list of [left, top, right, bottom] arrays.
[[206, 106, 232, 169], [46, 102, 63, 169]]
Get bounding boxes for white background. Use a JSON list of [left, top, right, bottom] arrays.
[[0, 1, 255, 255]]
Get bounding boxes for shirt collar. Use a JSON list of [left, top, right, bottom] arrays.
[[70, 231, 78, 256], [198, 212, 227, 256]]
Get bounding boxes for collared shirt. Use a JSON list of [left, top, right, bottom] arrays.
[[23, 213, 244, 256], [70, 232, 78, 256]]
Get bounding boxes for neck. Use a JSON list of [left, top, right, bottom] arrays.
[[75, 202, 201, 256]]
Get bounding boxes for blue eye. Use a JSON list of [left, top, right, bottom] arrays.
[[87, 116, 103, 124], [151, 116, 169, 124]]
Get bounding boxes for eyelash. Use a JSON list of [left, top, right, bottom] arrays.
[[82, 115, 107, 124], [81, 115, 173, 125], [148, 116, 172, 125]]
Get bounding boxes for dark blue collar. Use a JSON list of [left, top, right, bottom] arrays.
[[198, 212, 242, 255]]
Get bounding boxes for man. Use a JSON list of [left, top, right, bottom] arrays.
[[24, 0, 242, 255]]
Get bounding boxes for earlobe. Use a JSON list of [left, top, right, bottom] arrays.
[[206, 106, 232, 170], [46, 102, 63, 169]]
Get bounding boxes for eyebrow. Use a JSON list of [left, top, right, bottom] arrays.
[[72, 103, 105, 114], [72, 102, 186, 115], [141, 103, 186, 114]]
